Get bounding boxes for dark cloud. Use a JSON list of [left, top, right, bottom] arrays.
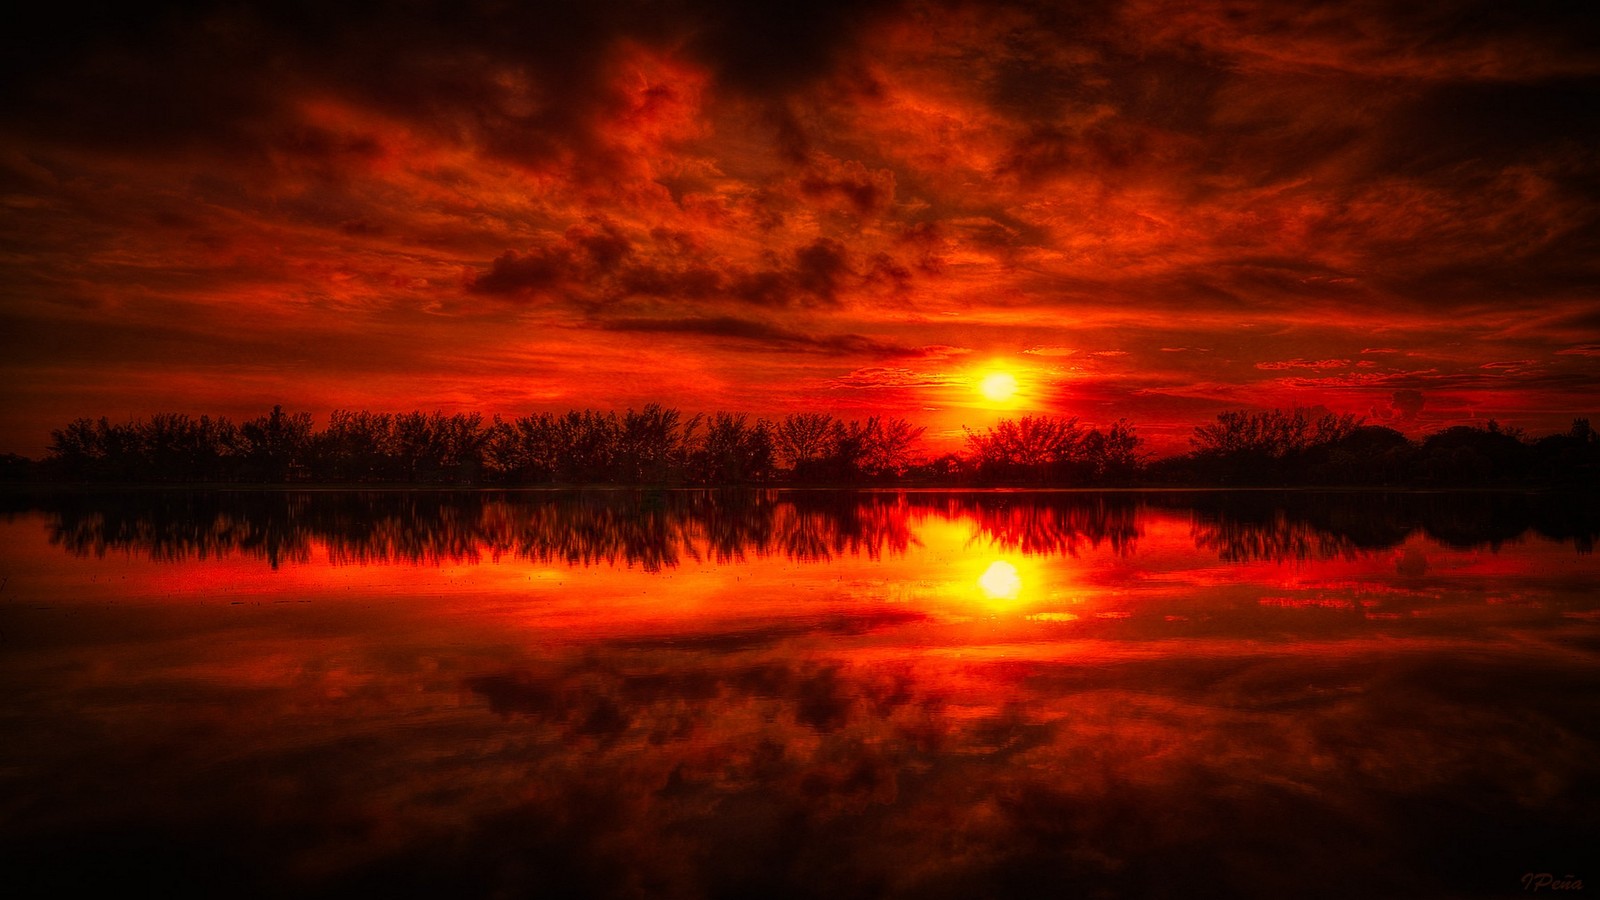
[[1126, 0, 1600, 81], [617, 264, 726, 302], [474, 232, 878, 309], [599, 316, 901, 355], [471, 249, 579, 296], [798, 159, 896, 214], [793, 238, 851, 301], [1377, 81, 1600, 177], [1256, 359, 1350, 371], [570, 221, 634, 271], [682, 0, 907, 93], [0, 0, 908, 167], [469, 220, 634, 296], [1000, 120, 1171, 185]]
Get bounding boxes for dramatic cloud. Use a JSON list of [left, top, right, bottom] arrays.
[[598, 316, 904, 355], [0, 0, 1596, 454]]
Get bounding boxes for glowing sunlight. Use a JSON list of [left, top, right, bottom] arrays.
[[978, 559, 1022, 600], [979, 372, 1017, 404]]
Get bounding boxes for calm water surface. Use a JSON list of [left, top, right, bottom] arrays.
[[1, 490, 1596, 898]]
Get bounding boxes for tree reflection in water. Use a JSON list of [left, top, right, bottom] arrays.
[[20, 488, 1597, 567]]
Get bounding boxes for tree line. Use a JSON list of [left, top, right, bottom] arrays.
[[30, 405, 929, 485], [6, 404, 1595, 487], [1166, 409, 1598, 487]]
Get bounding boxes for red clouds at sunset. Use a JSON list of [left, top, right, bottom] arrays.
[[2, 0, 1596, 454]]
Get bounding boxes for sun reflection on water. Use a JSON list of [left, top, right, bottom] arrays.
[[978, 560, 1022, 599]]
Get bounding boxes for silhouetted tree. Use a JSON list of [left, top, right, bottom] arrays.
[[776, 412, 838, 478], [690, 413, 775, 484], [1083, 419, 1143, 482], [836, 416, 924, 481], [1189, 408, 1361, 484], [1416, 422, 1533, 485], [240, 406, 314, 482], [47, 418, 111, 481], [617, 404, 691, 484], [963, 415, 1086, 482], [1192, 408, 1359, 459], [47, 417, 160, 481], [0, 452, 38, 482], [909, 452, 969, 482], [317, 410, 397, 481], [429, 412, 486, 482], [553, 410, 621, 483], [1532, 418, 1599, 486], [1305, 425, 1413, 485], [492, 413, 562, 482]]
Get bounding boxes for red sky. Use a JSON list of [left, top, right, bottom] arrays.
[[2, 0, 1597, 455]]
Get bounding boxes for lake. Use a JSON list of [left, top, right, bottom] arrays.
[[1, 489, 1596, 898]]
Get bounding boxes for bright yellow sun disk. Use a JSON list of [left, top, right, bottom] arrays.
[[978, 560, 1022, 600], [979, 372, 1017, 403]]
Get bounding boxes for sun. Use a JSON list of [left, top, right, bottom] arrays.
[[979, 372, 1017, 403]]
